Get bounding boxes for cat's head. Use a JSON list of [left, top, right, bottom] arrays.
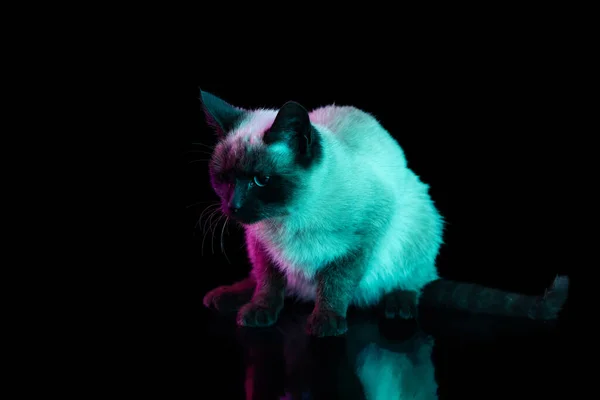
[[200, 89, 323, 224]]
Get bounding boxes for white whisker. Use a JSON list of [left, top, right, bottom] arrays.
[[202, 207, 221, 256], [211, 214, 225, 255], [221, 216, 231, 264], [191, 142, 215, 151]]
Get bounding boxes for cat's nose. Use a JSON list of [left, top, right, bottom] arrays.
[[228, 193, 242, 215], [227, 201, 240, 214]]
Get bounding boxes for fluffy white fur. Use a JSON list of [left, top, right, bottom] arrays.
[[225, 105, 444, 308]]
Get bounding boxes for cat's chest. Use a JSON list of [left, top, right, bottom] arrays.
[[257, 223, 355, 275]]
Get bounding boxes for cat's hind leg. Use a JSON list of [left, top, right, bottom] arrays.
[[203, 277, 256, 315], [382, 289, 418, 319]]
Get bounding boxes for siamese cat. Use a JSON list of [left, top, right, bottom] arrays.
[[199, 89, 569, 337]]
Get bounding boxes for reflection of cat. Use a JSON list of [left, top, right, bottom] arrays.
[[237, 312, 438, 399], [355, 341, 436, 400], [349, 320, 437, 400], [200, 89, 570, 337]]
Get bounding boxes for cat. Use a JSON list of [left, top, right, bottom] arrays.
[[199, 89, 569, 337]]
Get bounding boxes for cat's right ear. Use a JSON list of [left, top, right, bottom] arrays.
[[199, 88, 247, 137], [264, 101, 314, 155]]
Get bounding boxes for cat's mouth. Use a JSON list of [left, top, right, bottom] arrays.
[[230, 214, 264, 225], [223, 206, 264, 224]]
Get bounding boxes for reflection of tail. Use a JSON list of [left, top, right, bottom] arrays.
[[419, 275, 569, 320]]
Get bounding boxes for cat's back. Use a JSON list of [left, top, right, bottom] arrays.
[[310, 105, 382, 142], [309, 105, 407, 167]]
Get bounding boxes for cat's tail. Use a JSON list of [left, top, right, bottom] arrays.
[[418, 275, 569, 320]]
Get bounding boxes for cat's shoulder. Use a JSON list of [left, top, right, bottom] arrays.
[[309, 104, 381, 132]]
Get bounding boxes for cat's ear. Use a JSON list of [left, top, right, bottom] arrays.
[[199, 89, 246, 136], [264, 101, 314, 156]]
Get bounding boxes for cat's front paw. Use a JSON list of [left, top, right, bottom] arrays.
[[237, 302, 281, 327], [306, 309, 347, 337], [203, 282, 254, 314]]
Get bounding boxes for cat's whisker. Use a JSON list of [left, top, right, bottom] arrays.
[[211, 214, 225, 255], [191, 142, 215, 150], [185, 150, 213, 156], [188, 200, 217, 209], [201, 227, 208, 256], [197, 203, 219, 229], [195, 204, 218, 234], [204, 208, 221, 235], [220, 216, 231, 264], [201, 225, 210, 256], [188, 159, 210, 164], [202, 207, 222, 256]]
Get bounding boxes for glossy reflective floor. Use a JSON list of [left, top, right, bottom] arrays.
[[200, 300, 569, 399]]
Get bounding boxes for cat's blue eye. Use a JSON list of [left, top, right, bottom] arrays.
[[253, 175, 270, 187]]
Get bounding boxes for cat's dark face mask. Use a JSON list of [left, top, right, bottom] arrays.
[[201, 89, 322, 224], [209, 159, 294, 224]]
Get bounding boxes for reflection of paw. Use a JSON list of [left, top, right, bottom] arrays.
[[383, 290, 417, 319], [237, 302, 281, 327], [202, 284, 253, 314], [306, 309, 347, 337]]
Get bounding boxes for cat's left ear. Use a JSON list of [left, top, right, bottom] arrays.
[[199, 89, 247, 136], [264, 101, 314, 156]]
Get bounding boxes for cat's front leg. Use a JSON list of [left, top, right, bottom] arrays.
[[237, 242, 286, 328], [306, 254, 365, 337], [237, 265, 285, 327]]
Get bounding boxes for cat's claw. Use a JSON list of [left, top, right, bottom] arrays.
[[237, 302, 280, 327], [306, 309, 348, 337]]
